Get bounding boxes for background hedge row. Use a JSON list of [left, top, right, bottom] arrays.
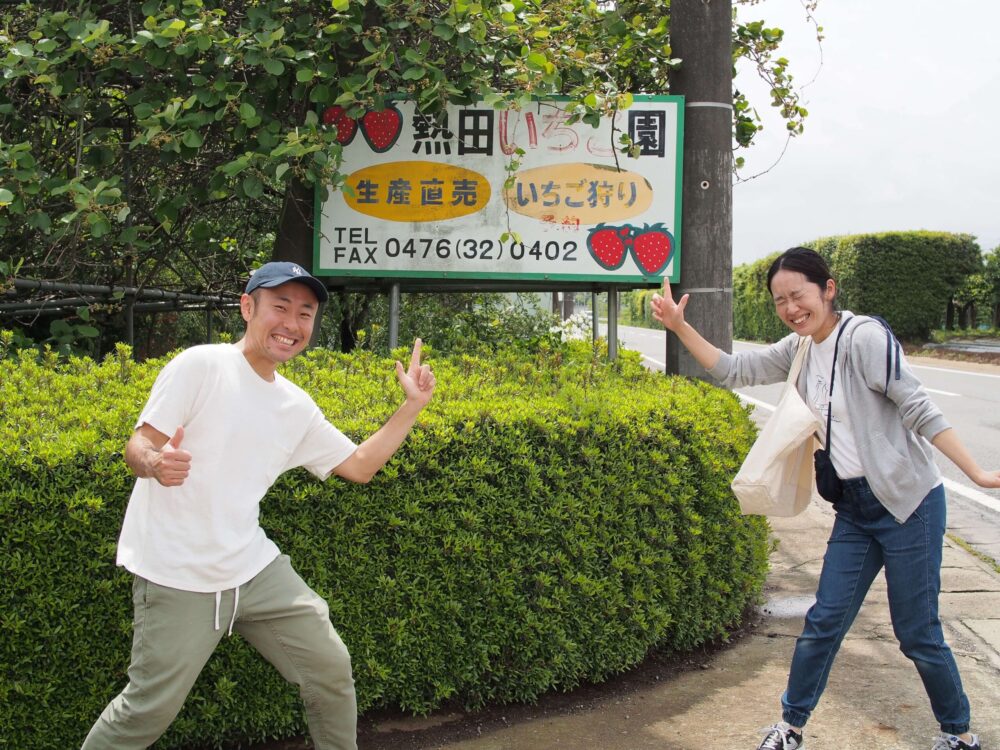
[[0, 337, 767, 749], [733, 231, 983, 342]]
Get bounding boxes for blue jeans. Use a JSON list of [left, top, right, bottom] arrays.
[[781, 479, 971, 735]]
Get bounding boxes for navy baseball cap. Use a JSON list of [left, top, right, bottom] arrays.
[[245, 262, 328, 303]]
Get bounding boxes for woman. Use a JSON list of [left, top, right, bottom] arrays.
[[650, 247, 1000, 750]]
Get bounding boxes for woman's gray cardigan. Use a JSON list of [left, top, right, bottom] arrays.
[[708, 315, 949, 522]]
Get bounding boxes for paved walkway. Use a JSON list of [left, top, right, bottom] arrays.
[[353, 501, 1000, 750]]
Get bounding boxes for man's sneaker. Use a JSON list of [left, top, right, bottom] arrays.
[[756, 722, 803, 750], [932, 733, 980, 750]]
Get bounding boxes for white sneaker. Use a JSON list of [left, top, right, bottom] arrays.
[[932, 733, 980, 750], [756, 722, 804, 750]]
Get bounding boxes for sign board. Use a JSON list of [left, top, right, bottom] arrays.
[[314, 95, 683, 285]]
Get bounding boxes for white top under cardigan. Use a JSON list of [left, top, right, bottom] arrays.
[[803, 312, 864, 479]]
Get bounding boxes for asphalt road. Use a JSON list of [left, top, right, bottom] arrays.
[[615, 323, 1000, 562]]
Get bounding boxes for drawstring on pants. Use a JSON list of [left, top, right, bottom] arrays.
[[212, 587, 240, 636]]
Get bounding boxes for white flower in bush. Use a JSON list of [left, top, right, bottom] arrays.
[[551, 311, 594, 341]]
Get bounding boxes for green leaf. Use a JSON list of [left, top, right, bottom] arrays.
[[182, 130, 203, 148], [0, 188, 13, 205], [526, 51, 547, 69], [433, 23, 456, 40], [402, 66, 425, 81], [242, 175, 264, 199], [239, 102, 257, 124], [296, 68, 315, 83], [332, 0, 350, 10], [27, 211, 51, 231], [309, 84, 331, 104], [221, 156, 250, 176], [263, 58, 285, 76], [87, 212, 112, 238]]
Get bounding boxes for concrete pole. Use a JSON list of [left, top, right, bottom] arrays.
[[273, 179, 330, 349], [591, 291, 599, 341], [666, 0, 734, 377]]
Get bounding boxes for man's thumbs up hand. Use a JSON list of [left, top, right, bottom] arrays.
[[154, 426, 192, 487], [167, 425, 185, 450]]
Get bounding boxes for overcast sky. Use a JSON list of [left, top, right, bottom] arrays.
[[731, 0, 1000, 266]]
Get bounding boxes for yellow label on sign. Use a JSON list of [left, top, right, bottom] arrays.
[[343, 161, 490, 223], [504, 163, 653, 225]]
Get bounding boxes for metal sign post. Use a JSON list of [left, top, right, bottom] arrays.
[[607, 286, 619, 361], [388, 283, 400, 349]]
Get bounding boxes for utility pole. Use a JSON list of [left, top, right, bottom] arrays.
[[273, 179, 314, 270], [273, 179, 328, 347], [666, 0, 734, 377]]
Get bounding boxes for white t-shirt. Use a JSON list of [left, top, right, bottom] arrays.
[[117, 344, 358, 592], [804, 314, 865, 479]]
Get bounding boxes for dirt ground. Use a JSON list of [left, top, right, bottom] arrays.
[[209, 633, 742, 750]]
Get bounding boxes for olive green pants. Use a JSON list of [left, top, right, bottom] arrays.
[[82, 554, 356, 749]]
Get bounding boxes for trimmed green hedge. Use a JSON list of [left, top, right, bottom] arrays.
[[818, 231, 981, 340], [733, 251, 787, 343], [734, 232, 982, 342], [0, 337, 767, 749], [628, 288, 658, 326]]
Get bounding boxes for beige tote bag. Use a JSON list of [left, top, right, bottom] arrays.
[[731, 336, 823, 517]]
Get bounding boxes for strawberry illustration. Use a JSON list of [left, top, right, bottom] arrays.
[[630, 223, 674, 275], [586, 224, 630, 270], [321, 106, 358, 146], [359, 105, 403, 153]]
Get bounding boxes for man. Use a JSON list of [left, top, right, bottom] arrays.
[[83, 261, 435, 749]]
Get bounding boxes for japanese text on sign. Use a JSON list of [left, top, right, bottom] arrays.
[[316, 96, 683, 283]]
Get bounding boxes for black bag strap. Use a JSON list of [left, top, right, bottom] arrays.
[[822, 314, 901, 449], [824, 317, 850, 451], [866, 314, 901, 395]]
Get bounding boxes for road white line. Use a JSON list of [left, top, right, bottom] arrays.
[[925, 388, 960, 397], [641, 355, 666, 369], [943, 478, 1000, 514], [910, 364, 1000, 380]]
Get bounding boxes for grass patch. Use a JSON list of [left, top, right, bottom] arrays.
[[947, 533, 1000, 575]]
